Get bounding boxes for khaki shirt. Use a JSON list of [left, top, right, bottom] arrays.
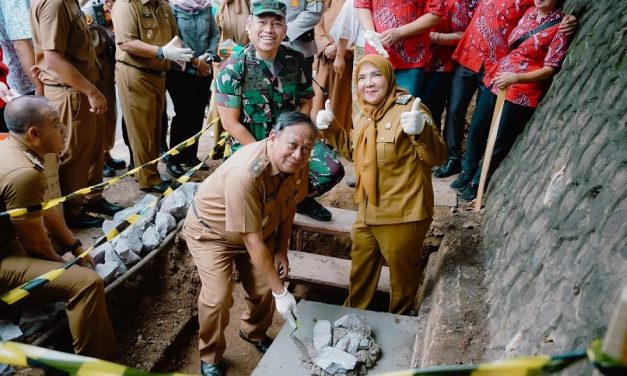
[[354, 97, 448, 225], [0, 138, 47, 256], [112, 0, 177, 71], [187, 139, 308, 247], [31, 0, 100, 84]]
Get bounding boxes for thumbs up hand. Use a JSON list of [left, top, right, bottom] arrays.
[[315, 99, 334, 130], [400, 98, 425, 135]]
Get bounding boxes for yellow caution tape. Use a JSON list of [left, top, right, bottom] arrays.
[[0, 155, 211, 305], [0, 117, 219, 219], [0, 341, 196, 376]]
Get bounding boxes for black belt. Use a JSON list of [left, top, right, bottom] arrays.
[[117, 61, 166, 77], [44, 82, 69, 88]]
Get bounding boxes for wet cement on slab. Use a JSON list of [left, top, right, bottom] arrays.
[[253, 300, 419, 375]]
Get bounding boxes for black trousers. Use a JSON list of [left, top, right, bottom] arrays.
[[421, 71, 454, 130], [166, 70, 212, 164], [462, 88, 536, 186], [443, 64, 485, 160]]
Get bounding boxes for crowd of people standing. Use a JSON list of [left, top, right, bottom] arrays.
[[0, 0, 576, 374]]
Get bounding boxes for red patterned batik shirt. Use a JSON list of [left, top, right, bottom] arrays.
[[355, 0, 446, 70], [428, 0, 478, 72], [452, 0, 534, 73], [485, 7, 570, 107]]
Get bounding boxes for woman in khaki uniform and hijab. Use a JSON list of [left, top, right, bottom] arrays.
[[346, 54, 447, 314]]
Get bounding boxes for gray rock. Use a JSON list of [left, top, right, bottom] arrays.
[[344, 332, 363, 354], [181, 182, 199, 201], [141, 225, 161, 255], [0, 320, 23, 341], [358, 337, 370, 351], [91, 242, 113, 264], [155, 211, 176, 239], [313, 346, 357, 374], [334, 335, 350, 352], [18, 303, 62, 336], [105, 246, 127, 275], [313, 320, 332, 351], [333, 314, 371, 335], [104, 194, 159, 234], [0, 364, 14, 376], [160, 188, 189, 219], [119, 225, 143, 255], [95, 262, 119, 284], [112, 238, 141, 267]]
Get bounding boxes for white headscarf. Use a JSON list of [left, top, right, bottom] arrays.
[[170, 0, 213, 13]]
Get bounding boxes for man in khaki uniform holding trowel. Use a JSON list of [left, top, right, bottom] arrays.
[[112, 0, 193, 193], [183, 111, 310, 376]]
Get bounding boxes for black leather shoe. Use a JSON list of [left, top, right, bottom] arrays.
[[345, 175, 356, 188], [183, 157, 210, 171], [297, 197, 332, 221], [140, 180, 171, 194], [239, 330, 273, 354], [166, 162, 186, 178], [434, 159, 461, 178], [85, 199, 124, 216], [200, 361, 223, 376], [458, 182, 479, 202], [66, 210, 104, 229], [450, 170, 473, 191], [105, 156, 127, 170], [103, 164, 116, 177]]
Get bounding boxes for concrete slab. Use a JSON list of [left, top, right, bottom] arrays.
[[253, 300, 420, 375], [287, 250, 390, 293]]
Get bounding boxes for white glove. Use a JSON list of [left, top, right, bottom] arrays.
[[364, 30, 389, 58], [161, 36, 194, 63], [273, 286, 298, 329], [400, 98, 425, 135], [315, 99, 334, 130]]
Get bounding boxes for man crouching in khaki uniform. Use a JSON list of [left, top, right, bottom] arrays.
[[183, 111, 313, 376]]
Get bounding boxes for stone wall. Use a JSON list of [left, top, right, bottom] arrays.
[[482, 1, 627, 373]]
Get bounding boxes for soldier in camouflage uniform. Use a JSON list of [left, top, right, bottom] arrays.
[[216, 0, 344, 222]]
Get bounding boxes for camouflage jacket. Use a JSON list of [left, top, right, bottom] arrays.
[[214, 44, 314, 151]]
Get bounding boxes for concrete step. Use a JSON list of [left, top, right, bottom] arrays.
[[287, 250, 390, 293], [411, 214, 488, 368]]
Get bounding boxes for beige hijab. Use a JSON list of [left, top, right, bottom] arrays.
[[353, 54, 407, 205]]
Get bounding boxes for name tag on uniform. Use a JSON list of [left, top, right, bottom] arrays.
[[395, 94, 412, 105]]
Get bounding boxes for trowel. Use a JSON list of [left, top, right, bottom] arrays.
[[288, 313, 311, 362]]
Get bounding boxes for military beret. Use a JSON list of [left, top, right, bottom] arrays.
[[250, 0, 287, 18]]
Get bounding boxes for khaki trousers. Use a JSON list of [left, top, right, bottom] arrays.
[[346, 218, 431, 314], [0, 255, 116, 359], [183, 219, 275, 365], [44, 86, 105, 217], [115, 64, 165, 188]]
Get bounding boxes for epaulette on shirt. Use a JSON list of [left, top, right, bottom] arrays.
[[395, 94, 412, 105], [248, 155, 270, 177], [23, 150, 44, 172]]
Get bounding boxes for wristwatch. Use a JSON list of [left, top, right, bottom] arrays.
[[156, 47, 165, 61], [67, 239, 83, 254]]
